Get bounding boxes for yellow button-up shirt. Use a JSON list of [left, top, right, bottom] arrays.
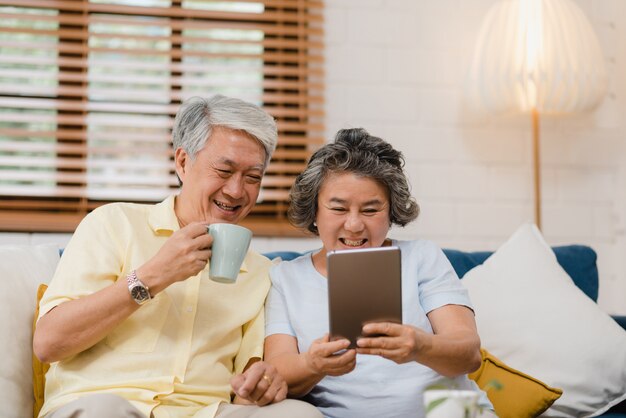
[[38, 196, 271, 418]]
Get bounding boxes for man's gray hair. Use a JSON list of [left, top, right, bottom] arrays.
[[172, 95, 278, 167], [289, 128, 420, 235]]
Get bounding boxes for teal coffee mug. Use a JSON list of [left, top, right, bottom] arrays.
[[207, 223, 253, 284]]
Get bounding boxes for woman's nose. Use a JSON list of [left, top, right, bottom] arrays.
[[344, 212, 364, 232]]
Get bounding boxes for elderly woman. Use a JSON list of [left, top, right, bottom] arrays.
[[264, 128, 495, 418]]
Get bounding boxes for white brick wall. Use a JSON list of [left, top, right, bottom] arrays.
[[2, 0, 625, 315], [325, 0, 626, 314]]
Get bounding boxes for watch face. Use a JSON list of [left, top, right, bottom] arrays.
[[131, 285, 150, 302]]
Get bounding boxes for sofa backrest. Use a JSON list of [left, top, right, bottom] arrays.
[[263, 244, 599, 302]]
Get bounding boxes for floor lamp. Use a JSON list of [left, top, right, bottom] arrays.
[[465, 0, 608, 230]]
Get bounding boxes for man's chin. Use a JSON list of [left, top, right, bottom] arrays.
[[211, 209, 249, 224]]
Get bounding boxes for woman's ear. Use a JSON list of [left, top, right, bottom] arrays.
[[174, 147, 189, 183]]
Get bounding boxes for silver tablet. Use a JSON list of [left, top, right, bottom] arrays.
[[327, 246, 403, 348]]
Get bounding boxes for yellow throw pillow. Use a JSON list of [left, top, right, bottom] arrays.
[[469, 348, 563, 418], [32, 283, 49, 418]]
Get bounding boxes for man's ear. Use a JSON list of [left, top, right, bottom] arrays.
[[174, 147, 189, 183]]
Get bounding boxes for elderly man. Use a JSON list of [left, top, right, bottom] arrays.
[[33, 96, 321, 418]]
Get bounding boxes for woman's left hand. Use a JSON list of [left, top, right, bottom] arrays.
[[355, 322, 427, 364]]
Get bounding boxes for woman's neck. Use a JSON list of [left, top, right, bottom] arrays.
[[311, 238, 392, 278]]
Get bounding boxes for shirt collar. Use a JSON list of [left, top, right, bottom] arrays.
[[148, 195, 179, 235], [147, 195, 249, 273]]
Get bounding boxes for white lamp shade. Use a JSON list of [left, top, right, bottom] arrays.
[[465, 0, 608, 115]]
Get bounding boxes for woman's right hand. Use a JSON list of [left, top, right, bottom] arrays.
[[304, 334, 357, 377]]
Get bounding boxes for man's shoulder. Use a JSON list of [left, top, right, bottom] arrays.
[[73, 201, 158, 240], [82, 201, 156, 226], [90, 201, 153, 217], [246, 249, 274, 271]]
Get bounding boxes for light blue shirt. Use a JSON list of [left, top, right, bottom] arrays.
[[265, 239, 491, 418]]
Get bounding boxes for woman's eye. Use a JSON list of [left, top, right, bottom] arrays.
[[330, 207, 346, 212], [362, 208, 382, 216]]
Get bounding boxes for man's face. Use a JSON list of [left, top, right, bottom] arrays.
[[175, 127, 266, 225]]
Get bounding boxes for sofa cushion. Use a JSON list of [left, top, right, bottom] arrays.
[[33, 284, 50, 418], [444, 245, 598, 301], [462, 223, 626, 417], [469, 348, 562, 418], [0, 245, 59, 418]]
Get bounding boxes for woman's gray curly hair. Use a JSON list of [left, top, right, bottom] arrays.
[[288, 128, 419, 235]]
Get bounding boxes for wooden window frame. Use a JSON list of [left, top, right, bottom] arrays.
[[0, 0, 324, 237]]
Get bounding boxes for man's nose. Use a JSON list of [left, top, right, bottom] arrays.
[[222, 175, 245, 199]]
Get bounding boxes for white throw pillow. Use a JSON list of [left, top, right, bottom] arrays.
[[462, 223, 626, 417], [0, 245, 59, 418]]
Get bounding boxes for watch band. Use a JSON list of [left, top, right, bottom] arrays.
[[126, 270, 151, 305]]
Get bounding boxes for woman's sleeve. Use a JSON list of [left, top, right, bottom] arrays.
[[264, 264, 296, 337], [416, 241, 474, 315]]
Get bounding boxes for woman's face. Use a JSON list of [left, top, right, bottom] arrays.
[[315, 172, 390, 257]]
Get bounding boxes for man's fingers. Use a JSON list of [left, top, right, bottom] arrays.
[[233, 362, 286, 404], [231, 369, 261, 399], [193, 229, 214, 249], [244, 371, 283, 405], [197, 249, 211, 262], [275, 381, 288, 403], [247, 380, 268, 404], [230, 374, 245, 395], [252, 376, 279, 406], [254, 377, 288, 406], [180, 222, 211, 238]]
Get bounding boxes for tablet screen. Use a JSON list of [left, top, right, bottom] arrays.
[[327, 246, 403, 348]]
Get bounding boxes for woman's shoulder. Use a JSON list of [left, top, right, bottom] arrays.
[[271, 252, 312, 272], [269, 252, 315, 283], [395, 238, 442, 255]]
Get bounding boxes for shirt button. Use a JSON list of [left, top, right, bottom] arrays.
[[186, 306, 193, 313]]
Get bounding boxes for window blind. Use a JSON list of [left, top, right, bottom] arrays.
[[0, 0, 324, 236]]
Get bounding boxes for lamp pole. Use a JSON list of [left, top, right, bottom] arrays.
[[532, 108, 541, 230], [466, 0, 608, 233]]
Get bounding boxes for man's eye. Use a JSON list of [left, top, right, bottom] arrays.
[[330, 207, 346, 212], [246, 175, 262, 183], [217, 169, 231, 176]]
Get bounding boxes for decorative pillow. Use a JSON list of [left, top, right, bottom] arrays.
[[469, 348, 562, 418], [32, 284, 50, 418], [0, 245, 59, 418], [462, 223, 626, 417]]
